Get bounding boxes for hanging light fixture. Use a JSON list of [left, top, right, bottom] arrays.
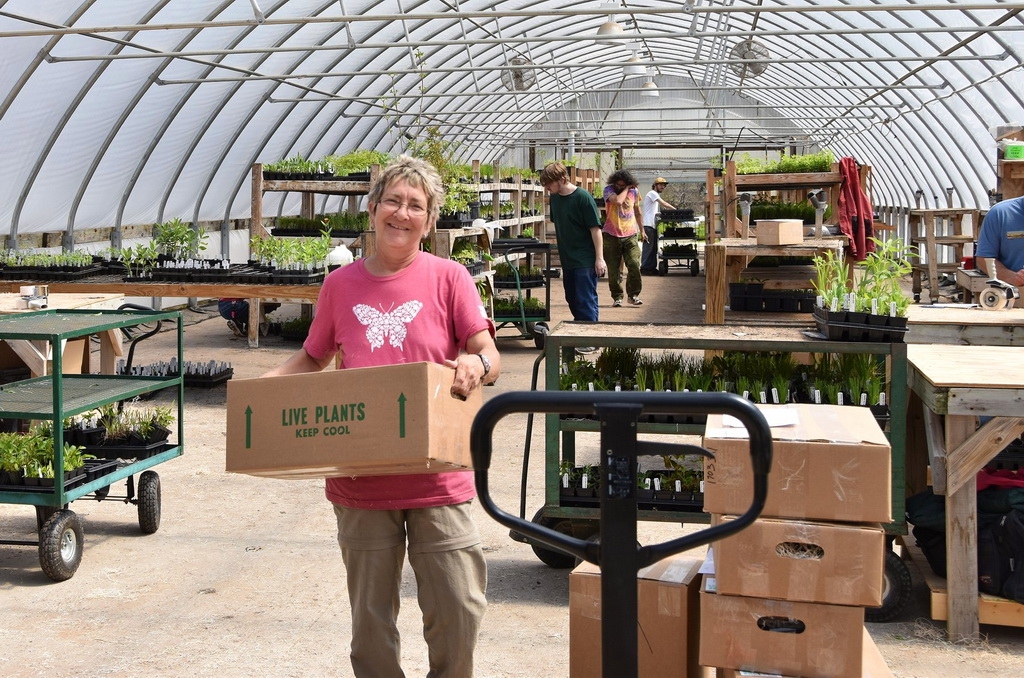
[[623, 51, 647, 77], [595, 2, 625, 44], [640, 69, 659, 97]]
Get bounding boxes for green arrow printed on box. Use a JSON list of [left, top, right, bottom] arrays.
[[245, 406, 252, 448], [397, 393, 406, 438]]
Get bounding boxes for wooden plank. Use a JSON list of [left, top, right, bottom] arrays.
[[922, 406, 947, 495], [251, 164, 265, 238], [261, 179, 371, 195], [945, 414, 980, 641], [946, 417, 1024, 493], [998, 159, 1024, 180], [100, 328, 122, 375], [734, 170, 842, 188], [947, 387, 1024, 416], [705, 244, 726, 325], [906, 345, 1024, 389], [906, 303, 1024, 328], [0, 281, 320, 302], [906, 362, 949, 414], [723, 162, 740, 237], [905, 323, 1024, 346]]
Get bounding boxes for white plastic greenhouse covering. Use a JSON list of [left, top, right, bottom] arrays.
[[2, 1, 1024, 243]]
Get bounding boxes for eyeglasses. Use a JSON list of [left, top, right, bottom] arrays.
[[379, 198, 428, 218]]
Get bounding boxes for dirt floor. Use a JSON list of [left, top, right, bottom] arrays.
[[2, 265, 1024, 677]]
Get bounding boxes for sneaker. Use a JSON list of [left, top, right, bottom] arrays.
[[226, 320, 244, 337], [629, 297, 644, 306], [612, 299, 623, 307]]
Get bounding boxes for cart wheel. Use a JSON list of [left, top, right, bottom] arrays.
[[532, 322, 549, 350], [865, 549, 912, 622], [137, 470, 161, 534], [689, 258, 700, 276], [658, 260, 669, 276], [38, 509, 84, 582], [528, 508, 579, 569]]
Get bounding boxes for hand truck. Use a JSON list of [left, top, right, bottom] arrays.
[[471, 390, 772, 678]]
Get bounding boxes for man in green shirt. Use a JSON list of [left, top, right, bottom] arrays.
[[540, 162, 607, 322]]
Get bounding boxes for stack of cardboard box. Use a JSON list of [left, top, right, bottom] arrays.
[[698, 404, 893, 677]]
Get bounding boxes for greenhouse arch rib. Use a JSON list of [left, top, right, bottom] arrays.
[[3, 1, 1024, 239]]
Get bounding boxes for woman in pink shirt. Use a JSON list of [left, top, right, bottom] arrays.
[[602, 169, 647, 306], [264, 155, 499, 678]]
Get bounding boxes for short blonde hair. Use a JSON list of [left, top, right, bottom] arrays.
[[367, 154, 445, 223]]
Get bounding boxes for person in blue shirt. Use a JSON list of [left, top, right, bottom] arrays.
[[976, 196, 1024, 287]]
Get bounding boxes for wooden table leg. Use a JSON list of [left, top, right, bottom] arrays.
[[944, 413, 980, 641], [99, 329, 123, 375], [705, 243, 726, 325], [247, 297, 259, 348]]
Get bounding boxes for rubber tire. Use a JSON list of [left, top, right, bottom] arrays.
[[532, 322, 549, 350], [689, 258, 700, 276], [38, 509, 84, 582], [658, 259, 669, 276], [137, 470, 161, 534], [529, 508, 580, 569], [35, 505, 60, 531], [865, 548, 912, 622]]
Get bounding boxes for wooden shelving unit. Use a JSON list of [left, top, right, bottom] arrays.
[[710, 160, 843, 243]]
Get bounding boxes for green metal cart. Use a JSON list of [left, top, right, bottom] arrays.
[[0, 309, 184, 581]]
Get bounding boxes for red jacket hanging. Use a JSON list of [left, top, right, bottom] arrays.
[[837, 156, 875, 261]]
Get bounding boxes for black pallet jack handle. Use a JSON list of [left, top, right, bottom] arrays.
[[471, 391, 773, 678]]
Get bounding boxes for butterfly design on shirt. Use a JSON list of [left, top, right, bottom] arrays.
[[353, 300, 423, 351]]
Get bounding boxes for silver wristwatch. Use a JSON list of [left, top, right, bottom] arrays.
[[476, 353, 491, 377]]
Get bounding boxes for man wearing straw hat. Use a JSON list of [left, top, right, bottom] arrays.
[[640, 177, 676, 275]]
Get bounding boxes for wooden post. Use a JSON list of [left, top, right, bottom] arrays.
[[723, 161, 740, 238], [705, 169, 717, 244], [705, 243, 727, 325], [944, 414, 980, 641], [250, 163, 264, 239]]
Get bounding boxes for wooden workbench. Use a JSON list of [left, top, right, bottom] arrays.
[[0, 279, 320, 348], [907, 344, 1024, 641], [704, 237, 846, 324], [905, 304, 1024, 346], [0, 292, 124, 376]]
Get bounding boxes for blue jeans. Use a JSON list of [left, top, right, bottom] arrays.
[[562, 267, 599, 322], [641, 225, 659, 271]]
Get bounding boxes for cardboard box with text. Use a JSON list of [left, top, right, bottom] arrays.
[[225, 362, 481, 478]]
